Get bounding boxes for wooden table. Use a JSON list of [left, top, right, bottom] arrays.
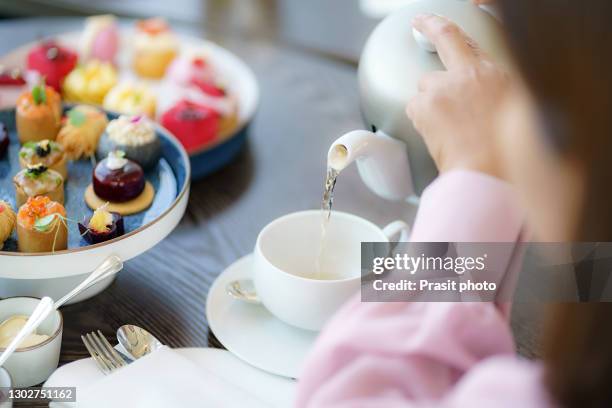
[[0, 14, 538, 407]]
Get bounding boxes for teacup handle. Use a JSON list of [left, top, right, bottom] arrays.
[[382, 220, 411, 242]]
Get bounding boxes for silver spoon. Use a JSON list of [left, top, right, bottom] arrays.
[[226, 279, 261, 304], [117, 325, 163, 361]]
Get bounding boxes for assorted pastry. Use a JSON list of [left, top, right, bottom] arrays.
[[13, 164, 64, 207], [19, 139, 68, 179], [78, 203, 124, 244], [0, 200, 16, 249], [15, 82, 62, 143], [85, 150, 154, 215], [1, 95, 158, 253], [0, 68, 39, 109], [132, 18, 179, 79], [80, 15, 119, 64], [0, 122, 8, 158], [13, 15, 239, 151], [16, 196, 67, 253], [62, 60, 118, 105], [103, 82, 157, 118], [97, 115, 160, 170], [57, 104, 108, 160], [26, 41, 77, 92]]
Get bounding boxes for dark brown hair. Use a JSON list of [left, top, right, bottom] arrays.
[[499, 1, 612, 407]]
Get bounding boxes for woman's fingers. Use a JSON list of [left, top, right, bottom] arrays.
[[418, 71, 447, 92], [412, 13, 480, 70]]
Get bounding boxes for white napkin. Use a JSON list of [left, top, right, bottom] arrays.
[[46, 347, 293, 408]]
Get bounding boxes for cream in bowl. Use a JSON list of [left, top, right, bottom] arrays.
[[0, 297, 62, 387], [0, 315, 50, 349]]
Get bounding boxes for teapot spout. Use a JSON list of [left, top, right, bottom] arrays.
[[328, 130, 414, 201]]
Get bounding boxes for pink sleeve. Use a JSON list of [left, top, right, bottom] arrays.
[[295, 171, 526, 408]]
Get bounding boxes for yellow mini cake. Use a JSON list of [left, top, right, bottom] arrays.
[[132, 18, 178, 79], [103, 82, 157, 118], [62, 60, 118, 105]]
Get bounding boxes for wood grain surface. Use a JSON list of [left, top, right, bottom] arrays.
[[0, 12, 539, 407]]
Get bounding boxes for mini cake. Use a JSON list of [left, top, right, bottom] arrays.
[[160, 100, 221, 152], [78, 204, 124, 244], [85, 151, 154, 215], [16, 196, 67, 253], [103, 82, 157, 118], [133, 18, 178, 79], [16, 82, 62, 143], [13, 164, 64, 207], [62, 60, 118, 105], [0, 122, 8, 158], [81, 15, 119, 64], [57, 105, 109, 160], [19, 139, 68, 179], [0, 200, 16, 250], [165, 55, 215, 88], [97, 115, 161, 170], [0, 68, 39, 109], [26, 41, 77, 92]]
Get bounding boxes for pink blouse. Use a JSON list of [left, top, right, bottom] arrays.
[[296, 170, 554, 408]]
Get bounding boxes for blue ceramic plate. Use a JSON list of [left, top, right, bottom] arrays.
[[0, 106, 189, 253]]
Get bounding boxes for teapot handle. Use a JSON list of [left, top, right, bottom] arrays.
[[383, 220, 411, 242]]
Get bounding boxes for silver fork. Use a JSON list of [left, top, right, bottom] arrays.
[[82, 330, 127, 375]]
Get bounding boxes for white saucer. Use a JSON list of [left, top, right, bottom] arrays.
[[206, 254, 318, 379]]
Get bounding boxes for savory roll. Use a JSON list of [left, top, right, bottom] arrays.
[[15, 83, 62, 143], [19, 139, 68, 180], [97, 115, 161, 170], [16, 196, 67, 253], [0, 200, 16, 249], [13, 164, 64, 207], [57, 105, 109, 160]]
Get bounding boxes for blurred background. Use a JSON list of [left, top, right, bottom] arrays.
[[0, 0, 390, 63]]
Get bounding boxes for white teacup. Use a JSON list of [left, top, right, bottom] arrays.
[[253, 210, 408, 331]]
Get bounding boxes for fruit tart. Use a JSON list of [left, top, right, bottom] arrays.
[[97, 115, 161, 170], [15, 82, 62, 143], [81, 15, 119, 64], [13, 164, 64, 207], [26, 41, 77, 92], [85, 151, 154, 215], [62, 60, 118, 105], [16, 196, 67, 253], [19, 139, 68, 179], [78, 203, 124, 244], [57, 105, 108, 160], [133, 18, 178, 79], [0, 200, 16, 250], [103, 82, 157, 118]]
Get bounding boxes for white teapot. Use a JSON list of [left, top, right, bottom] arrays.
[[328, 0, 508, 201]]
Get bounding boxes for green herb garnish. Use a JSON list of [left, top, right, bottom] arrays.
[[34, 213, 58, 232], [68, 108, 86, 127], [25, 164, 47, 178], [32, 79, 47, 105]]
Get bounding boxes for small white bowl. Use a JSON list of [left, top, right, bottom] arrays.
[[0, 367, 12, 408], [0, 297, 63, 387]]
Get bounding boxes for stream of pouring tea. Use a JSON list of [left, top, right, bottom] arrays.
[[316, 166, 339, 278]]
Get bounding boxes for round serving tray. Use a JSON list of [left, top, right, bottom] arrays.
[[0, 29, 259, 180], [0, 107, 191, 303]]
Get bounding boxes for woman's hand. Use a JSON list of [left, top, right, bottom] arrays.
[[406, 14, 511, 178]]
